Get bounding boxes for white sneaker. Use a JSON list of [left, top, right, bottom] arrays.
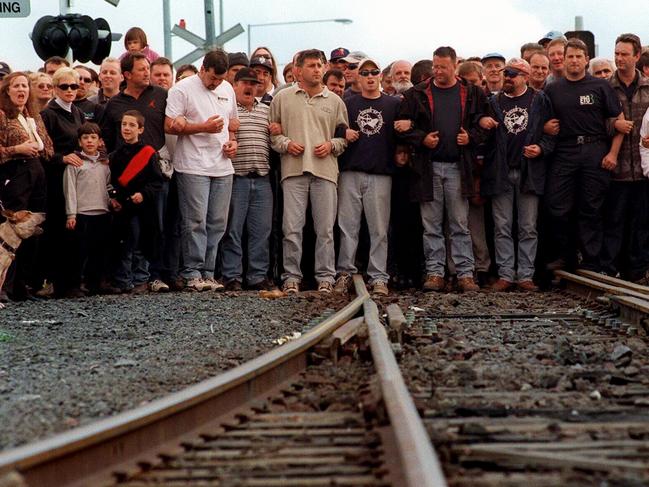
[[149, 279, 170, 292], [203, 277, 224, 291], [185, 277, 210, 291]]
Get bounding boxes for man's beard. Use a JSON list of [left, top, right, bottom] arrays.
[[393, 79, 413, 94]]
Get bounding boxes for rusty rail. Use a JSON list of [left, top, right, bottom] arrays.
[[357, 280, 447, 487], [0, 279, 370, 487]]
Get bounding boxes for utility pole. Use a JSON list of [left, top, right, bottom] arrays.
[[163, 0, 171, 59]]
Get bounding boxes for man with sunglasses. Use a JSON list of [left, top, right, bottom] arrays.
[[481, 58, 554, 291], [543, 38, 624, 273], [396, 46, 487, 292], [73, 65, 103, 123], [340, 51, 367, 100], [334, 58, 400, 296]]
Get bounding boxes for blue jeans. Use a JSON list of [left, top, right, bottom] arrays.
[[492, 168, 539, 282], [176, 172, 233, 280], [113, 213, 150, 289], [221, 175, 273, 284], [420, 162, 474, 278], [336, 171, 391, 283]]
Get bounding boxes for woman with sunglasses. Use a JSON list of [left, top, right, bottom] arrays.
[[40, 67, 88, 298], [29, 72, 53, 112], [0, 71, 53, 300]]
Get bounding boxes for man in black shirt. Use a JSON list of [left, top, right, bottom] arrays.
[[397, 46, 487, 292], [543, 39, 624, 272], [482, 58, 554, 291]]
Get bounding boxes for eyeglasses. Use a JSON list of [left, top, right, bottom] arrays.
[[79, 77, 93, 83], [346, 63, 359, 70], [359, 69, 381, 77], [58, 83, 79, 91], [37, 83, 53, 90], [503, 68, 522, 78]]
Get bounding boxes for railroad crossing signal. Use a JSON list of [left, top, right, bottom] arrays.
[[172, 22, 244, 69], [31, 14, 116, 64], [565, 30, 596, 58]]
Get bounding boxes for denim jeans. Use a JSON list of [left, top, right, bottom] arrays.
[[112, 213, 150, 289], [420, 162, 474, 278], [176, 172, 233, 280], [336, 171, 391, 283], [492, 168, 539, 282], [281, 174, 337, 283], [221, 175, 273, 285]]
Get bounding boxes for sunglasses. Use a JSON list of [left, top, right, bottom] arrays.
[[346, 63, 359, 70], [503, 68, 522, 78], [58, 83, 79, 91], [79, 77, 93, 83], [37, 83, 53, 90], [360, 69, 381, 77]]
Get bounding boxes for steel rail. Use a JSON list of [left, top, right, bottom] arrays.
[[357, 276, 447, 487], [555, 270, 649, 300], [575, 269, 649, 295], [0, 279, 370, 487]]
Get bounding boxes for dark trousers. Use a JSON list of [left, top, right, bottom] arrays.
[[600, 180, 649, 280], [545, 142, 610, 271], [69, 213, 111, 290]]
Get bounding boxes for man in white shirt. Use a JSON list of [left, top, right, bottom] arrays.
[[165, 49, 238, 291]]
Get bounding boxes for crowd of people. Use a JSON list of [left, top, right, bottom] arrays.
[[1, 26, 648, 302]]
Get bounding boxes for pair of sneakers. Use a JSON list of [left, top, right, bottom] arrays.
[[185, 277, 224, 292], [334, 274, 389, 296]]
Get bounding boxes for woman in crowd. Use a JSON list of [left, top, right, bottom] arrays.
[[0, 72, 53, 300], [29, 72, 53, 112], [40, 67, 87, 298]]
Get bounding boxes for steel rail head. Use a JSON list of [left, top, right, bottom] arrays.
[[363, 299, 448, 487], [0, 278, 370, 486]]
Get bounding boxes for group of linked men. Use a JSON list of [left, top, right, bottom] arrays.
[[20, 28, 649, 297]]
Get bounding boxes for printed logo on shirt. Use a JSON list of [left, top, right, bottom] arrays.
[[148, 100, 156, 109], [356, 107, 383, 136], [580, 94, 595, 105], [503, 106, 528, 135]]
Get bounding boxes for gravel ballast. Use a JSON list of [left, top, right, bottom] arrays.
[[0, 291, 344, 450]]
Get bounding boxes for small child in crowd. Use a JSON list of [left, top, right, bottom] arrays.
[[119, 27, 160, 63], [109, 110, 164, 293], [63, 122, 111, 296]]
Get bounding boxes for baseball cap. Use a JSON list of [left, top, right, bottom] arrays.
[[0, 62, 11, 79], [330, 47, 350, 62], [228, 52, 249, 68], [234, 67, 262, 84], [538, 30, 567, 45], [481, 52, 506, 64], [341, 51, 369, 64], [503, 57, 531, 75], [358, 58, 381, 70], [250, 55, 274, 72]]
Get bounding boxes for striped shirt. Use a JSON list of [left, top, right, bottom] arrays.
[[233, 100, 270, 176]]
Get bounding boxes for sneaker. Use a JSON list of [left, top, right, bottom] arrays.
[[517, 280, 539, 292], [318, 280, 334, 294], [203, 277, 224, 291], [458, 277, 480, 292], [149, 279, 170, 292], [225, 280, 243, 291], [423, 274, 445, 292], [185, 277, 211, 292], [371, 280, 389, 296], [334, 273, 353, 294], [282, 280, 300, 294], [490, 278, 513, 292]]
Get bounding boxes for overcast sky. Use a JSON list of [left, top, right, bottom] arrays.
[[1, 0, 648, 74]]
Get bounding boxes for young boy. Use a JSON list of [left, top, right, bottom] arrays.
[[109, 110, 164, 293], [63, 122, 111, 297]]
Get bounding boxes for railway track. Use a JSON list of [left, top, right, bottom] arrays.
[[390, 270, 649, 486], [2, 270, 649, 486], [0, 276, 442, 487]]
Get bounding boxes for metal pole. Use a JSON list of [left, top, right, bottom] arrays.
[[219, 0, 223, 34], [247, 24, 251, 56], [204, 0, 215, 48], [575, 15, 584, 31], [59, 0, 71, 14], [163, 0, 172, 60]]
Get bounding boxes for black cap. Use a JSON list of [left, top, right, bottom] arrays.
[[228, 52, 249, 68], [250, 55, 273, 72], [234, 67, 261, 84], [0, 62, 11, 79]]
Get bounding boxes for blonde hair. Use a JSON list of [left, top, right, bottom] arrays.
[[52, 67, 80, 86]]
